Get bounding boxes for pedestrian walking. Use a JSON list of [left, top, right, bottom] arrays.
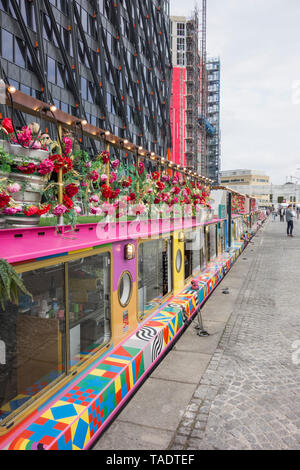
[[297, 207, 300, 220], [272, 207, 277, 221], [286, 205, 296, 237], [280, 207, 285, 222]]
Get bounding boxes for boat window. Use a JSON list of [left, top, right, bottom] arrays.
[[119, 272, 133, 307], [209, 224, 217, 260], [0, 264, 66, 424], [138, 238, 172, 321], [68, 252, 111, 370], [184, 228, 206, 280]]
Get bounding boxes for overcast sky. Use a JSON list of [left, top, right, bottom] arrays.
[[170, 0, 300, 184]]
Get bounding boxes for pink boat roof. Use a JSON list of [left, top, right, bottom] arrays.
[[0, 217, 228, 265]]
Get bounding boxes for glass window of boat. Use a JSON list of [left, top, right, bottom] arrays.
[[138, 238, 172, 320], [0, 263, 66, 425], [209, 224, 217, 260], [67, 252, 111, 370], [184, 229, 204, 280]]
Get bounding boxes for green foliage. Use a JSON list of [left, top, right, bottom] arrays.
[[0, 258, 32, 311], [0, 148, 13, 174]]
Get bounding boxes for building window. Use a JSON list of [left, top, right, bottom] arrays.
[[1, 29, 13, 62], [177, 22, 185, 36]]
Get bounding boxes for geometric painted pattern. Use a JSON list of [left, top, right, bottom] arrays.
[[3, 241, 246, 451]]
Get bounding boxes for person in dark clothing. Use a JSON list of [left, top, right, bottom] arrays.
[[286, 205, 296, 237]]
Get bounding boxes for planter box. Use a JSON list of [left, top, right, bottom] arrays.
[[4, 214, 40, 229], [0, 140, 49, 163], [0, 141, 50, 229]]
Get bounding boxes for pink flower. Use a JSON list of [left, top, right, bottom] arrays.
[[53, 204, 67, 216], [161, 175, 170, 183], [38, 158, 54, 175], [85, 162, 92, 168], [81, 182, 88, 187], [88, 171, 99, 182], [3, 205, 22, 215], [63, 137, 72, 155], [100, 174, 108, 183], [15, 126, 33, 147], [7, 183, 21, 194], [31, 141, 42, 150], [102, 203, 116, 216], [109, 172, 117, 184], [74, 206, 82, 214], [111, 159, 120, 170], [132, 203, 146, 216], [90, 206, 102, 215], [89, 195, 100, 203]]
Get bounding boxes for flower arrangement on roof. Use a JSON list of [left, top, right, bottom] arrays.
[[232, 194, 246, 215], [0, 114, 213, 227]]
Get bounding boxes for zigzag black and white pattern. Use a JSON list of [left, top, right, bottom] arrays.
[[136, 326, 157, 342], [151, 331, 164, 362]]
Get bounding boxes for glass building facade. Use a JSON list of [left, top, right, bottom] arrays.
[[0, 0, 172, 156]]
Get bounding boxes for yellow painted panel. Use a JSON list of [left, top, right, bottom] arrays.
[[173, 231, 185, 293]]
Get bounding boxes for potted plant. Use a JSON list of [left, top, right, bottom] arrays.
[[0, 258, 32, 311]]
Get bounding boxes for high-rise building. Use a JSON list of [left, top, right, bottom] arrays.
[[0, 0, 172, 157], [170, 7, 220, 180], [206, 57, 221, 183], [170, 13, 201, 171]]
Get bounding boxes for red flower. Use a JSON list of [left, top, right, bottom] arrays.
[[37, 204, 51, 216], [63, 195, 74, 211], [2, 118, 14, 134], [102, 184, 112, 199], [17, 163, 37, 174], [100, 151, 110, 164], [129, 193, 136, 202], [64, 183, 79, 198], [138, 162, 145, 175], [156, 181, 165, 191], [154, 197, 161, 204], [50, 154, 73, 174], [24, 205, 38, 216], [122, 177, 132, 188], [0, 192, 11, 208], [152, 171, 160, 181], [110, 189, 120, 200]]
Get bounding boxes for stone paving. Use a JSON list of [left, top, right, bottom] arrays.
[[169, 218, 300, 450]]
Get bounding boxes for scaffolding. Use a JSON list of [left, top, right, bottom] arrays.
[[199, 0, 207, 176], [185, 8, 201, 172]]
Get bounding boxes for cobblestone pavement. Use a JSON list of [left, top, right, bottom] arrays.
[[169, 219, 300, 450]]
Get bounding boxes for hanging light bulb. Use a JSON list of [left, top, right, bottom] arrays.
[[7, 86, 16, 94]]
